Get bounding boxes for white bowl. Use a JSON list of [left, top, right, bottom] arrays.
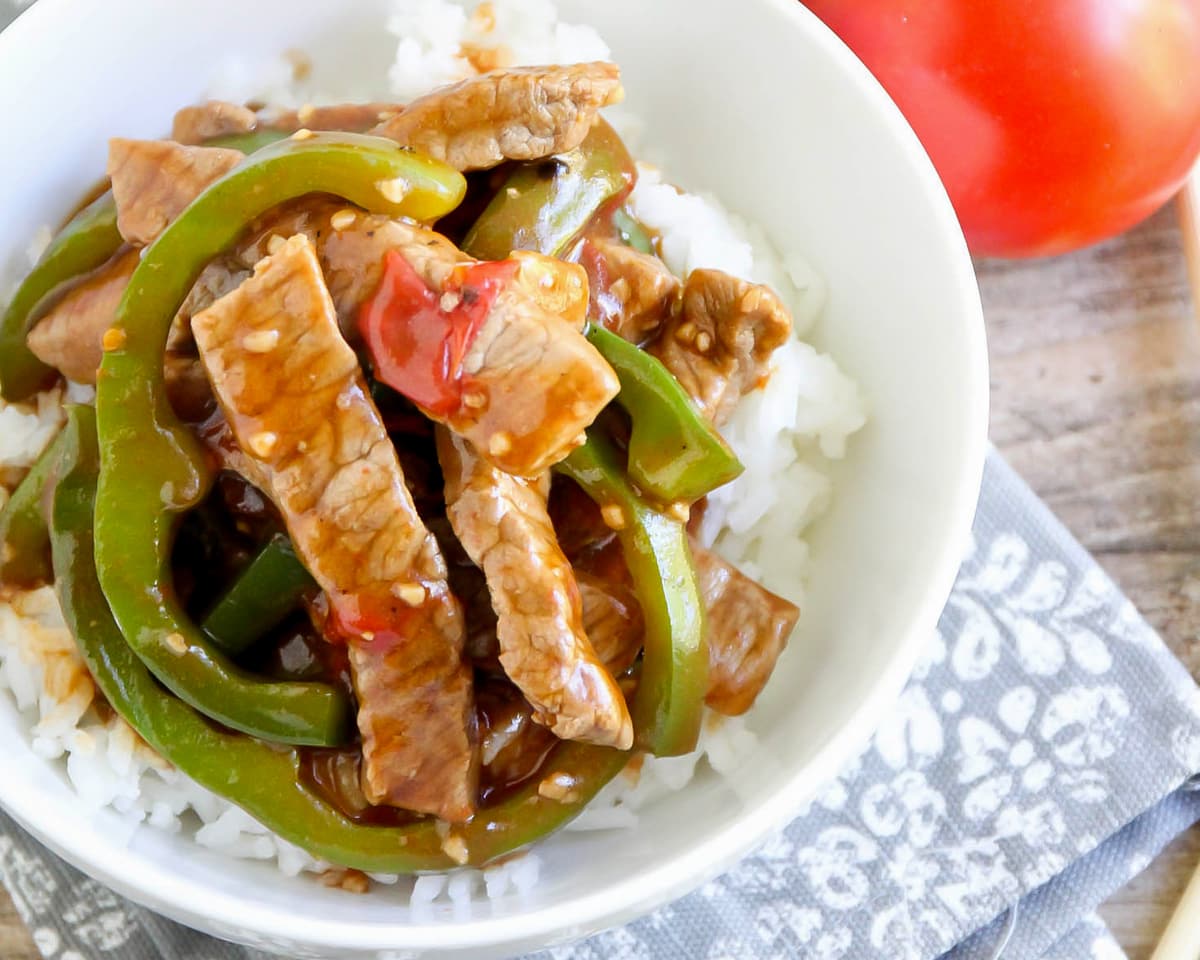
[[0, 0, 987, 956]]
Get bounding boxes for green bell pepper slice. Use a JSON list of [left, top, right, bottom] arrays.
[[612, 206, 654, 255], [0, 193, 123, 402], [558, 431, 708, 756], [586, 325, 743, 503], [51, 405, 629, 871], [201, 535, 316, 654], [93, 133, 466, 746], [0, 428, 67, 587], [462, 118, 634, 261]]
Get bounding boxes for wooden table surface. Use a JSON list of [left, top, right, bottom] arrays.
[[2, 207, 1199, 958]]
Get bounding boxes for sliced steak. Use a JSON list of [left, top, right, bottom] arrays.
[[172, 100, 258, 144], [26, 247, 139, 384], [438, 429, 632, 749], [266, 102, 404, 132], [693, 545, 799, 716], [190, 234, 477, 822], [173, 99, 402, 145], [372, 63, 623, 171], [576, 571, 643, 677], [108, 139, 244, 246], [650, 268, 792, 426], [579, 237, 679, 343]]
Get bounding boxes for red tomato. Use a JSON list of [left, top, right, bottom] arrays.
[[802, 0, 1200, 257]]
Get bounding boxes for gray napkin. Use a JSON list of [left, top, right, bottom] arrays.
[[3, 451, 1200, 960]]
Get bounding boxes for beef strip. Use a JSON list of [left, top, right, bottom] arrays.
[[579, 237, 680, 343], [190, 234, 477, 822], [438, 429, 632, 749], [265, 102, 404, 132], [25, 247, 139, 384], [650, 268, 793, 426], [476, 678, 558, 800], [172, 100, 258, 144], [693, 545, 799, 716], [372, 63, 623, 171], [173, 99, 402, 145], [107, 139, 244, 246], [576, 571, 643, 676]]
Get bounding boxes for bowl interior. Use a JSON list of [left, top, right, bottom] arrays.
[[0, 0, 986, 955]]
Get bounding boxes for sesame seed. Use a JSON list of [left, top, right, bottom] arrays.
[[248, 431, 278, 457], [164, 632, 188, 656], [488, 432, 512, 457], [267, 234, 286, 255], [463, 390, 487, 409], [694, 331, 713, 353], [537, 773, 579, 803], [297, 103, 316, 123], [393, 582, 427, 606], [601, 503, 626, 530], [667, 501, 691, 523], [330, 208, 358, 231], [675, 321, 698, 344], [377, 109, 399, 122], [439, 290, 462, 312], [242, 329, 280, 353], [101, 327, 126, 352], [290, 127, 316, 140], [440, 834, 469, 866], [297, 440, 308, 452], [376, 176, 411, 203], [506, 187, 520, 198], [360, 631, 375, 642]]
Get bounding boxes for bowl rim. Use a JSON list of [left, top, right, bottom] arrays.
[[0, 0, 989, 952]]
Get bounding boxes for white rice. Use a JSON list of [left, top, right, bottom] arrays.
[[0, 0, 865, 904]]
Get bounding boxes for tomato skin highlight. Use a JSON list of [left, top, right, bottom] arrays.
[[359, 252, 516, 416], [801, 0, 1200, 257]]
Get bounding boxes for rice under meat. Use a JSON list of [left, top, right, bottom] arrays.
[[0, 0, 866, 905]]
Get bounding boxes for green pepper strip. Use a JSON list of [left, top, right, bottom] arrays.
[[53, 405, 628, 871], [612, 206, 654, 255], [201, 535, 316, 654], [0, 193, 123, 402], [0, 429, 67, 587], [586, 325, 743, 503], [462, 118, 634, 261], [558, 432, 708, 755], [93, 133, 466, 746]]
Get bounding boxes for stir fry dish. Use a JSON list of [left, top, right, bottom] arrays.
[[0, 62, 802, 871]]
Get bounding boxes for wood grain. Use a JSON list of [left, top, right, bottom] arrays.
[[979, 203, 1200, 958], [0, 887, 37, 960], [1, 207, 1198, 958]]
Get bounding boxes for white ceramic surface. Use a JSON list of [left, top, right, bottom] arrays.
[[0, 1, 988, 957]]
